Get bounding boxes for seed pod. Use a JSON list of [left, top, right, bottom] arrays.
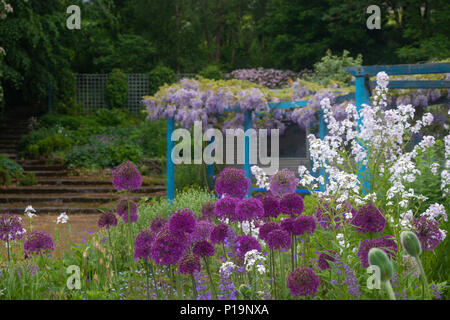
[[400, 231, 422, 258], [368, 248, 393, 282]]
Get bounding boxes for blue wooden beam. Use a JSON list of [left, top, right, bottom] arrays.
[[166, 118, 175, 203], [251, 187, 312, 195], [244, 110, 252, 198], [345, 63, 450, 76], [369, 80, 450, 89]]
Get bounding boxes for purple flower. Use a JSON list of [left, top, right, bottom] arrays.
[[235, 198, 264, 222], [352, 203, 385, 233], [169, 208, 196, 235], [357, 236, 397, 268], [234, 235, 261, 260], [0, 212, 25, 242], [201, 201, 216, 220], [134, 229, 154, 261], [193, 240, 215, 258], [287, 267, 320, 297], [317, 250, 336, 270], [279, 193, 304, 216], [97, 212, 118, 229], [24, 230, 55, 256], [280, 217, 295, 234], [187, 220, 213, 244], [214, 196, 238, 221], [258, 222, 281, 242], [412, 216, 444, 251], [150, 227, 185, 265], [257, 193, 281, 218], [210, 223, 232, 245], [269, 169, 299, 197], [112, 160, 142, 191], [292, 216, 316, 235], [117, 198, 138, 223], [150, 216, 168, 234], [267, 229, 291, 250], [214, 168, 250, 199], [179, 254, 202, 275]]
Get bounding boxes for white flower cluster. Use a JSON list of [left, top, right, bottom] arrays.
[[240, 220, 259, 237], [441, 134, 450, 195], [56, 212, 69, 224], [421, 203, 447, 222], [251, 165, 270, 189], [24, 205, 37, 219], [220, 261, 237, 278], [244, 249, 266, 274]]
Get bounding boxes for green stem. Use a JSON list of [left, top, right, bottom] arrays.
[[383, 281, 396, 300], [204, 257, 217, 299], [191, 274, 198, 299], [416, 257, 430, 300]]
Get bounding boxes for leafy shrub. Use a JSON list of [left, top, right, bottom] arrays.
[[0, 155, 24, 178], [94, 108, 132, 127], [129, 120, 166, 158], [226, 68, 311, 89], [148, 65, 177, 95], [19, 172, 37, 186], [0, 167, 11, 186], [175, 164, 208, 191], [198, 64, 223, 80], [105, 69, 128, 109], [305, 50, 363, 86]]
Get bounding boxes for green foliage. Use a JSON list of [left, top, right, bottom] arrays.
[[0, 154, 24, 178], [148, 65, 177, 95], [0, 167, 11, 186], [198, 65, 223, 80], [305, 50, 362, 86], [19, 172, 37, 186], [105, 69, 128, 109]]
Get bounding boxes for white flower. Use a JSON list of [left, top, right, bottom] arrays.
[[24, 205, 37, 218], [344, 212, 353, 220], [430, 163, 439, 175], [421, 203, 447, 222], [256, 264, 266, 275], [220, 261, 236, 278], [56, 212, 69, 224], [244, 249, 266, 272]]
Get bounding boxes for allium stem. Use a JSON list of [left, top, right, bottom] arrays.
[[145, 261, 151, 300], [191, 274, 198, 299], [222, 243, 228, 260], [416, 257, 430, 300], [6, 237, 10, 263], [382, 281, 396, 300], [204, 257, 217, 299], [291, 235, 295, 271]]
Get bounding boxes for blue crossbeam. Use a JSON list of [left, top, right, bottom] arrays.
[[251, 187, 312, 195], [345, 63, 450, 76], [370, 80, 450, 89]]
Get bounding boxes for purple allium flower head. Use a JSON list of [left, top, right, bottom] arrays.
[[357, 235, 397, 268], [258, 222, 281, 242], [193, 240, 215, 257], [169, 208, 196, 235], [235, 198, 264, 222], [150, 216, 168, 234], [267, 229, 291, 250], [279, 193, 304, 216], [0, 212, 25, 242], [292, 216, 316, 235], [234, 235, 261, 260], [97, 212, 118, 229], [352, 203, 385, 233], [269, 169, 299, 197], [214, 168, 250, 199], [280, 217, 296, 234], [201, 201, 216, 221], [179, 253, 202, 275], [112, 160, 142, 191], [214, 196, 239, 221], [150, 227, 186, 265], [134, 229, 155, 261], [317, 250, 336, 270], [23, 230, 55, 256], [211, 223, 232, 244], [189, 220, 214, 243], [117, 198, 138, 223], [258, 193, 281, 218], [287, 267, 320, 297], [412, 216, 444, 251]]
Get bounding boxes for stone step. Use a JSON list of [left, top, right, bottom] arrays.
[[0, 192, 165, 204], [0, 147, 18, 153], [18, 159, 60, 166], [22, 164, 66, 171], [25, 170, 68, 177], [0, 153, 18, 160], [0, 185, 166, 194], [1, 205, 106, 215], [35, 178, 163, 186]]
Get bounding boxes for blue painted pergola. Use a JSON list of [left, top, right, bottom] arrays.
[[165, 63, 450, 202]]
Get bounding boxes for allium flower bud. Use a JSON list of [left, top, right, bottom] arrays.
[[400, 231, 422, 257], [368, 248, 393, 282]]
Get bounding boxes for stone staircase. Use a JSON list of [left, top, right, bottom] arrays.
[[0, 111, 166, 215]]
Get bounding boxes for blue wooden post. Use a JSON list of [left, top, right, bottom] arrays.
[[318, 109, 329, 192], [167, 118, 175, 203], [244, 110, 252, 198], [355, 75, 371, 193], [206, 136, 215, 189]]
